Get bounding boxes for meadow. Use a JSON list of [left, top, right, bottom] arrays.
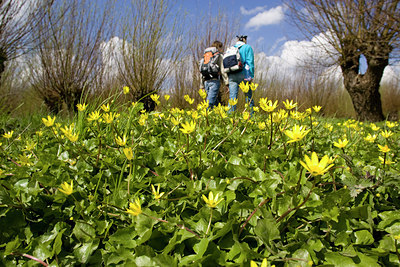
[[1, 84, 400, 266]]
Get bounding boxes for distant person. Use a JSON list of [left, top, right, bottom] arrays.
[[199, 40, 228, 109], [223, 35, 254, 112]]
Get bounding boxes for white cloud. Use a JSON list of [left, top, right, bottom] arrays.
[[256, 32, 400, 86], [245, 6, 285, 30], [240, 5, 267, 16]]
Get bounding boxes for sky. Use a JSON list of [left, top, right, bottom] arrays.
[[179, 0, 296, 56]]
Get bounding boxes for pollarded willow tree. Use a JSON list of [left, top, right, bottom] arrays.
[[29, 0, 115, 114], [0, 0, 54, 81], [286, 0, 400, 121], [118, 0, 183, 111]]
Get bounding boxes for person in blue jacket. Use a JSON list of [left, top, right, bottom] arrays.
[[227, 35, 255, 113]]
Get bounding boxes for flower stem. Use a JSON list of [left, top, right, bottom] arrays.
[[206, 209, 213, 235]]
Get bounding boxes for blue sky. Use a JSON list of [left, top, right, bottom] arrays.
[[179, 0, 295, 55]]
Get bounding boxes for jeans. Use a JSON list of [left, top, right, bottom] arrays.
[[228, 71, 254, 112], [205, 79, 220, 109]]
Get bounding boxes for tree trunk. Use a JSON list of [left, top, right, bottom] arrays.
[[341, 55, 386, 122], [0, 49, 7, 82]]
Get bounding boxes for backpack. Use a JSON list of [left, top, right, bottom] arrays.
[[199, 47, 220, 80], [222, 44, 244, 73]]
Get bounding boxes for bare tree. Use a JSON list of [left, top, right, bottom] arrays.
[[29, 0, 115, 114], [0, 0, 53, 83], [117, 0, 183, 111], [286, 0, 400, 121]]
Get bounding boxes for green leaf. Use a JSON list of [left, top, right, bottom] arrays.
[[324, 252, 358, 267], [151, 146, 164, 165], [108, 227, 137, 248], [322, 206, 340, 222], [378, 211, 400, 229], [291, 248, 311, 267], [74, 239, 99, 264], [341, 245, 357, 257], [33, 243, 53, 261], [73, 222, 96, 243], [193, 238, 209, 257], [254, 216, 280, 245], [52, 229, 66, 256], [354, 230, 374, 245], [228, 155, 242, 165], [4, 236, 20, 255]]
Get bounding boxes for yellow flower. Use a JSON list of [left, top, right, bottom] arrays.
[[191, 111, 200, 120], [386, 121, 397, 128], [333, 138, 349, 148], [324, 123, 333, 132], [291, 111, 306, 121], [76, 103, 87, 111], [151, 184, 165, 200], [202, 191, 223, 208], [42, 116, 56, 127], [126, 198, 142, 216], [378, 144, 390, 153], [215, 104, 227, 118], [229, 98, 238, 107], [3, 130, 14, 139], [364, 134, 377, 143], [250, 258, 268, 267], [282, 99, 297, 110], [164, 94, 170, 101], [88, 111, 101, 122], [250, 82, 259, 91], [101, 103, 110, 112], [284, 125, 310, 143], [116, 135, 127, 146], [381, 130, 393, 139], [66, 132, 79, 143], [59, 181, 73, 195], [123, 86, 130, 94], [199, 89, 207, 99], [258, 121, 266, 130], [379, 156, 393, 165], [180, 120, 196, 134], [184, 95, 194, 105], [103, 112, 116, 124], [150, 94, 161, 105], [312, 105, 322, 113], [239, 81, 249, 93], [253, 106, 259, 113], [18, 153, 33, 166], [243, 111, 250, 120], [123, 147, 134, 160], [370, 123, 380, 131], [138, 113, 148, 126], [260, 98, 278, 112], [171, 116, 181, 126], [198, 100, 209, 110], [272, 109, 288, 123], [300, 152, 334, 176]]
